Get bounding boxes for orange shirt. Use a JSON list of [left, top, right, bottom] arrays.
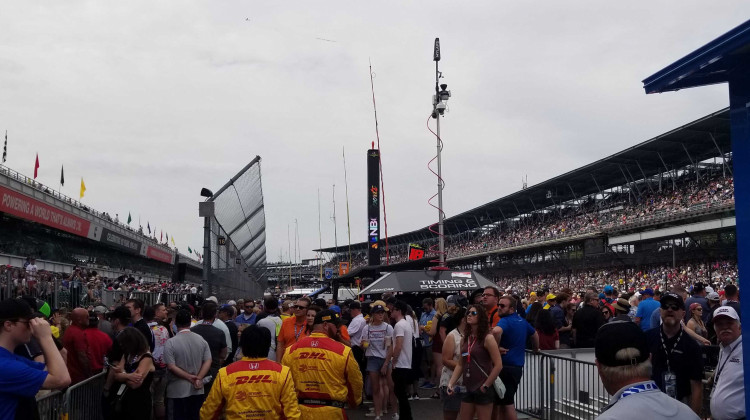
[[339, 325, 350, 341], [487, 305, 501, 327], [278, 316, 307, 351]]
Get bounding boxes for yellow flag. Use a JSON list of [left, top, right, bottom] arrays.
[[171, 235, 176, 246], [80, 178, 86, 199]]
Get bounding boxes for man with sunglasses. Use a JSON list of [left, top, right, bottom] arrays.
[[482, 286, 502, 326], [235, 298, 257, 326], [645, 292, 703, 415], [0, 298, 71, 419], [492, 295, 538, 420], [277, 297, 311, 362]]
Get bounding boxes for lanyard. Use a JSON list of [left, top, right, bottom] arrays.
[[659, 327, 683, 372], [466, 335, 477, 365], [714, 340, 742, 386], [294, 323, 305, 341], [618, 381, 659, 400]]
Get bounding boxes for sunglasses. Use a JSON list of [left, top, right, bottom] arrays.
[[602, 311, 610, 315], [661, 304, 681, 311], [467, 311, 478, 316], [694, 308, 703, 311], [294, 305, 309, 310]]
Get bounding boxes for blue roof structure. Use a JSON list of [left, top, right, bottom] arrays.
[[643, 19, 750, 93]]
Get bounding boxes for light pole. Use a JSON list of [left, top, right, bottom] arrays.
[[432, 38, 451, 267]]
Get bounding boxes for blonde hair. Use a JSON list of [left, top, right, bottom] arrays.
[[598, 347, 652, 382], [434, 298, 448, 316]]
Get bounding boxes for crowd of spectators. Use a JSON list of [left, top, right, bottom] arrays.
[[326, 173, 735, 270]]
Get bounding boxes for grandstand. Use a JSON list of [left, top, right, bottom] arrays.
[[317, 108, 736, 292], [0, 163, 201, 284]]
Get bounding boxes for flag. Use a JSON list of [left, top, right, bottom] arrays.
[[188, 247, 192, 254], [171, 235, 175, 246], [160, 231, 163, 241], [166, 232, 169, 242], [2, 131, 6, 163], [79, 178, 86, 199], [127, 212, 132, 225], [147, 222, 151, 234], [34, 153, 39, 179], [60, 165, 65, 186]]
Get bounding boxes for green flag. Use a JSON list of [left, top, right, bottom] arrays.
[[127, 212, 132, 225], [188, 247, 192, 254]]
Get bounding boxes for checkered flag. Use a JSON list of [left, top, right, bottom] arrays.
[[2, 131, 6, 163]]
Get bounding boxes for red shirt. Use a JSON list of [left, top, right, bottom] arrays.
[[62, 324, 89, 384], [536, 328, 559, 351], [84, 327, 113, 372]]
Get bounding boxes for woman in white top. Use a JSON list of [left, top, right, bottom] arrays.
[[440, 307, 466, 420], [361, 304, 394, 420]]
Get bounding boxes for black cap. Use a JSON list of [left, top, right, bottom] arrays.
[[314, 309, 341, 326], [693, 282, 706, 293], [595, 321, 649, 367], [108, 306, 132, 323], [660, 292, 684, 310], [349, 301, 361, 310], [0, 299, 33, 320], [371, 304, 386, 313]]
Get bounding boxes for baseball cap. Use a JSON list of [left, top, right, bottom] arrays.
[[349, 301, 361, 310], [0, 298, 34, 320], [205, 296, 218, 304], [713, 306, 739, 321], [604, 285, 614, 294], [329, 305, 341, 314], [227, 300, 237, 306], [595, 321, 649, 367], [660, 292, 684, 310], [93, 305, 108, 314], [530, 292, 537, 297], [371, 304, 386, 313], [693, 282, 706, 293], [641, 288, 654, 296], [314, 309, 341, 326], [707, 292, 720, 301], [373, 300, 389, 311], [546, 294, 556, 301]]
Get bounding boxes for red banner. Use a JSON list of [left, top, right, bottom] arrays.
[[0, 185, 91, 237], [146, 246, 174, 264]]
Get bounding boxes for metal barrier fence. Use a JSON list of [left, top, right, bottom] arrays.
[[36, 390, 64, 420], [516, 350, 608, 420], [64, 371, 106, 420]]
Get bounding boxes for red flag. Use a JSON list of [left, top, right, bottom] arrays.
[[34, 153, 39, 179], [160, 231, 163, 241]]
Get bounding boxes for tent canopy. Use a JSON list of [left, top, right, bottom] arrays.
[[359, 269, 495, 295]]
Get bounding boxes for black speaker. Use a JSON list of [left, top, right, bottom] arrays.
[[173, 263, 187, 283]]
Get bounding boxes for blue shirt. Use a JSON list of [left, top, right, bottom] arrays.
[[496, 312, 535, 366], [0, 346, 48, 420], [235, 312, 257, 326], [420, 309, 436, 346], [635, 298, 660, 331]]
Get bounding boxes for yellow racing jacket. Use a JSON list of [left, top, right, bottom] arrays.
[[199, 357, 300, 420], [282, 332, 363, 420]]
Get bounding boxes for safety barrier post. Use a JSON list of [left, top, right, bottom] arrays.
[[36, 390, 64, 420]]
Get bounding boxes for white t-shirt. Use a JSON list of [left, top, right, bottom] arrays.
[[347, 314, 367, 346], [393, 318, 413, 369], [362, 322, 393, 359], [710, 336, 744, 420]]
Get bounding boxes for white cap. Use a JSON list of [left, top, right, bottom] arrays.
[[705, 286, 715, 294], [227, 300, 236, 305], [713, 306, 739, 321], [206, 296, 218, 304], [190, 287, 197, 294]]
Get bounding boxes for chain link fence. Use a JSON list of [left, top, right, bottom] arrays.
[[203, 156, 267, 301]]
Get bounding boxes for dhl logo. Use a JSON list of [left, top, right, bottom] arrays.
[[298, 351, 327, 360], [235, 375, 273, 385]]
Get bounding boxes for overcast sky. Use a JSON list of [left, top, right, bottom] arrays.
[[1, 2, 748, 264]]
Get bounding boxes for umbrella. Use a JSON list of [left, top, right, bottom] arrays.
[[359, 269, 495, 295]]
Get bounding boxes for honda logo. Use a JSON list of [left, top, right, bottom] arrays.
[[249, 363, 259, 370]]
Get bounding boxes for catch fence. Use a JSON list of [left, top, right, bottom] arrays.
[[203, 156, 267, 301]]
